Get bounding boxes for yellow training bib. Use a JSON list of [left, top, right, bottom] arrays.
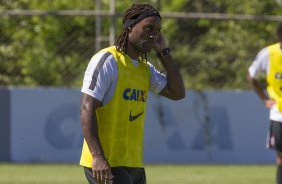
[[266, 43, 282, 111], [80, 46, 150, 168]]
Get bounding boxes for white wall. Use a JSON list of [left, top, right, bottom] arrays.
[[10, 88, 82, 162], [0, 88, 275, 163]]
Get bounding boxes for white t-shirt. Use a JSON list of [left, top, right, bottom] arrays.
[[248, 46, 282, 122], [81, 51, 167, 105]]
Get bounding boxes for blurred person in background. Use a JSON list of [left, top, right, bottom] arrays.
[[79, 3, 185, 184], [248, 22, 282, 184]]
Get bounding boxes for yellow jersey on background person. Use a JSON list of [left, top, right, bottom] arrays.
[[248, 22, 282, 184]]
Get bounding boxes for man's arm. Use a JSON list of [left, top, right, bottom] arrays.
[[158, 53, 185, 100], [247, 73, 275, 108], [80, 93, 113, 182], [153, 34, 185, 100]]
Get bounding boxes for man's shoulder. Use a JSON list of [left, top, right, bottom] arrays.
[[265, 42, 282, 52], [89, 46, 116, 59], [267, 42, 280, 48], [99, 46, 117, 53], [255, 47, 269, 60], [265, 42, 282, 56], [90, 47, 117, 63]]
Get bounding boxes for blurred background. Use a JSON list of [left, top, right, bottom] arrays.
[[2, 0, 282, 89], [1, 0, 282, 183]]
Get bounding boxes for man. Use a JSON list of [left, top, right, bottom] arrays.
[[79, 3, 185, 184], [248, 22, 282, 184]]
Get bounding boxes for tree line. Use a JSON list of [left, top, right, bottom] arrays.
[[1, 0, 282, 89]]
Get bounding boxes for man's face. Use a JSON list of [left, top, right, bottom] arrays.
[[127, 16, 161, 53]]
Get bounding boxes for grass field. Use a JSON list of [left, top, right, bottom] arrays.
[[0, 163, 276, 184]]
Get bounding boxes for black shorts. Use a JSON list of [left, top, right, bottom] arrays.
[[84, 166, 146, 184], [267, 120, 282, 152]]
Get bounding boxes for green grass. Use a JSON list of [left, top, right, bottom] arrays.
[[0, 163, 276, 184]]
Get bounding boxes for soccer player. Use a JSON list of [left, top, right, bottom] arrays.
[[79, 3, 185, 184], [247, 22, 282, 184]]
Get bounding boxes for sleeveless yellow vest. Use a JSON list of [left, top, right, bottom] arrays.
[[267, 43, 282, 111], [80, 46, 150, 168]]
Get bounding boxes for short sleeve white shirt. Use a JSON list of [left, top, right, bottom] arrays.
[[81, 52, 167, 105]]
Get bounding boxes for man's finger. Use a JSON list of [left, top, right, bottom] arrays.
[[98, 169, 104, 183], [106, 168, 113, 180], [93, 170, 100, 184]]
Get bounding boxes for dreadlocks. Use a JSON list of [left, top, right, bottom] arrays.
[[115, 3, 160, 61]]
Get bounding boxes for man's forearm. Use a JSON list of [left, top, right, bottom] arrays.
[[247, 74, 268, 101], [81, 115, 105, 158], [80, 94, 105, 159], [158, 53, 185, 100]]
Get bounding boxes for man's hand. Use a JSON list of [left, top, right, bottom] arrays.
[[92, 156, 113, 184], [153, 33, 167, 52], [263, 99, 276, 109]]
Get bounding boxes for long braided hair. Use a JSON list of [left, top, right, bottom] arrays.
[[115, 3, 159, 61]]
